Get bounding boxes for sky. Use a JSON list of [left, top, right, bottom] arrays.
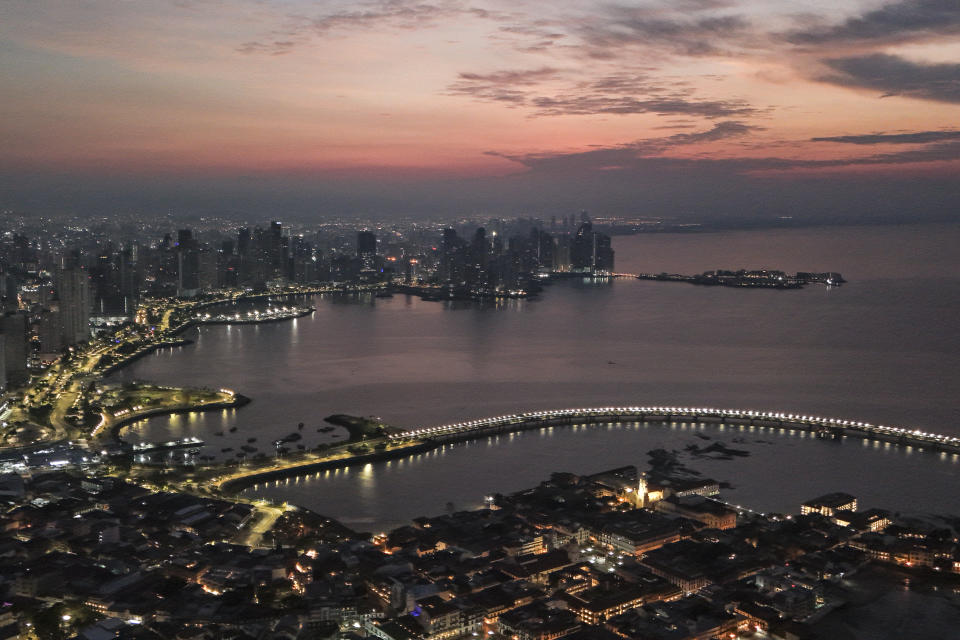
[[1, 0, 959, 223]]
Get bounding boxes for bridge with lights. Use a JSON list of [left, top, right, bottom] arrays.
[[390, 406, 960, 454]]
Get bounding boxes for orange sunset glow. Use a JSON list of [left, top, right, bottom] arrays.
[[1, 0, 959, 219]]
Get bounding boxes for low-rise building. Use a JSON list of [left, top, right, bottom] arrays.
[[655, 496, 737, 530], [801, 493, 857, 517], [563, 578, 681, 625]]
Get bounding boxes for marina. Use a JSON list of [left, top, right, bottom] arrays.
[[194, 305, 315, 325]]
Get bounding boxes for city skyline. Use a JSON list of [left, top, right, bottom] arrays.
[[1, 4, 959, 635], [2, 0, 960, 221]]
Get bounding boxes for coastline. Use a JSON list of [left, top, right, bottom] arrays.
[[212, 404, 960, 494], [100, 338, 194, 376], [219, 440, 433, 492], [106, 393, 252, 443]]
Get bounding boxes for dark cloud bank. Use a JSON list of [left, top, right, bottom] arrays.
[[820, 54, 960, 104], [785, 0, 960, 45], [3, 159, 958, 226]]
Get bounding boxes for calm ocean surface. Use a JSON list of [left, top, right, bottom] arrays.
[[112, 224, 960, 531]]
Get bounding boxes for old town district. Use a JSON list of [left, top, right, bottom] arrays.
[[1, 462, 958, 640]]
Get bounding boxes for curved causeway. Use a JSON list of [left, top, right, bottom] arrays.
[[392, 406, 960, 453], [221, 405, 960, 491]]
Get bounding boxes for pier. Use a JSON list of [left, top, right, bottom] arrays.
[[131, 436, 205, 454], [194, 305, 314, 325]]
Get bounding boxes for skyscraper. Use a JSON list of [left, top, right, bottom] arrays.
[[571, 221, 614, 273], [593, 233, 614, 272], [176, 229, 200, 297], [57, 268, 91, 346], [571, 221, 594, 271], [357, 231, 377, 270], [1, 312, 29, 387], [37, 308, 64, 358]]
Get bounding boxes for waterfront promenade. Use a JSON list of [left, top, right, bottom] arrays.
[[93, 387, 248, 440], [0, 284, 380, 451]]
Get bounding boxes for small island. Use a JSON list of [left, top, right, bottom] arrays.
[[637, 269, 845, 289]]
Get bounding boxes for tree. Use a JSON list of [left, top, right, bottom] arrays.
[[29, 603, 67, 640]]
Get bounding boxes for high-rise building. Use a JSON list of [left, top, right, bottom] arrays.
[[269, 221, 289, 282], [537, 230, 555, 271], [439, 228, 466, 284], [176, 229, 200, 297], [198, 248, 219, 290], [467, 227, 489, 286], [571, 221, 614, 273], [1, 311, 29, 387], [237, 228, 251, 257], [554, 236, 571, 272], [357, 231, 377, 269], [594, 233, 615, 272], [37, 308, 63, 358], [1, 273, 17, 312], [571, 222, 594, 271], [57, 268, 91, 345], [89, 245, 127, 317], [118, 246, 141, 312]]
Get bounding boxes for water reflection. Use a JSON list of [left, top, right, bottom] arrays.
[[243, 419, 960, 532], [104, 225, 960, 526]]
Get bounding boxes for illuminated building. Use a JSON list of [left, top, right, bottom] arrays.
[[800, 493, 857, 517]]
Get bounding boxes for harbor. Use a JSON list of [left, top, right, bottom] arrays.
[[194, 305, 315, 325]]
